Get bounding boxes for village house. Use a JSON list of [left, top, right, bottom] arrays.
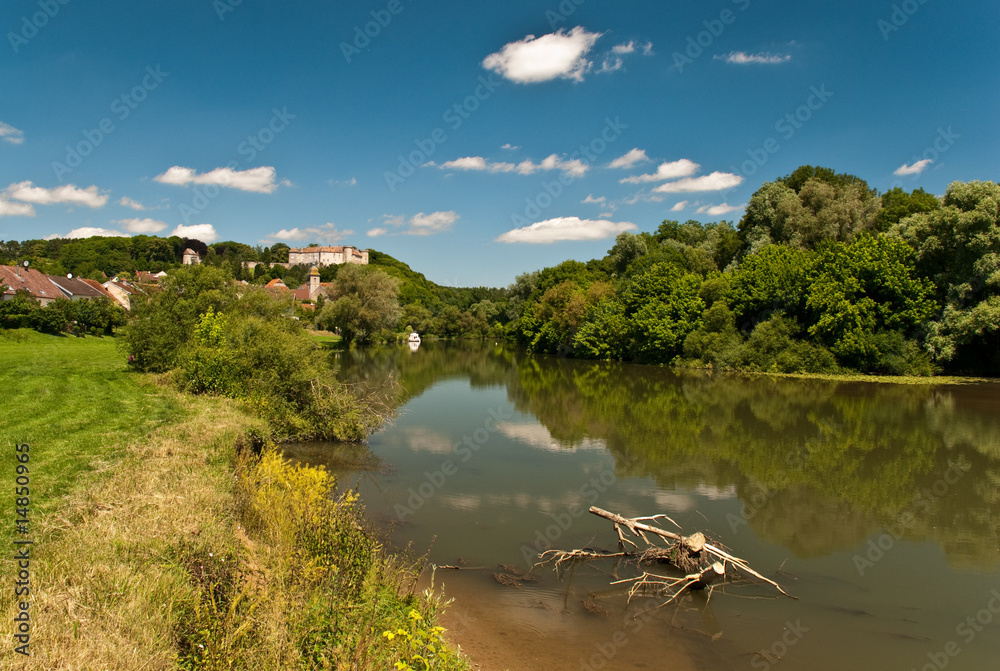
[[0, 265, 63, 306], [101, 278, 143, 311], [182, 248, 202, 265], [48, 274, 111, 302]]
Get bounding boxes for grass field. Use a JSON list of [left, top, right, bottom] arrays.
[[0, 330, 184, 543], [0, 329, 469, 670]]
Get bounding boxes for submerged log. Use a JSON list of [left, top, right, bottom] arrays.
[[587, 506, 795, 599], [690, 562, 725, 590]]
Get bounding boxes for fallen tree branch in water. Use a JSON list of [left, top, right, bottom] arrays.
[[535, 506, 795, 604]]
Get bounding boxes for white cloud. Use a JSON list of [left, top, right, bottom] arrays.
[[654, 172, 744, 193], [119, 196, 147, 210], [262, 222, 354, 245], [696, 202, 746, 216], [171, 223, 219, 243], [599, 56, 624, 73], [612, 41, 635, 55], [45, 227, 129, 240], [496, 216, 636, 244], [501, 143, 519, 151], [482, 26, 602, 83], [382, 214, 406, 228], [440, 154, 587, 178], [367, 227, 387, 237], [620, 159, 700, 183], [114, 217, 167, 234], [5, 181, 108, 208], [582, 194, 606, 204], [670, 200, 688, 212], [641, 41, 654, 56], [715, 51, 791, 65], [331, 177, 357, 186], [608, 148, 650, 170], [0, 121, 25, 145], [894, 159, 933, 176], [408, 211, 458, 236], [154, 165, 281, 193], [0, 199, 35, 217]]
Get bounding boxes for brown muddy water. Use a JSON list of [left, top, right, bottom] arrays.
[[283, 341, 1000, 671]]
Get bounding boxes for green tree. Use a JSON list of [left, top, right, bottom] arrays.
[[891, 180, 1000, 369], [805, 234, 937, 370], [875, 187, 940, 231], [314, 265, 401, 345]]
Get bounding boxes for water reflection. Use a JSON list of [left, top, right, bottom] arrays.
[[336, 341, 1000, 569]]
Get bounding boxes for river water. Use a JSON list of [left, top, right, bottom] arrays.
[[285, 341, 1000, 671]]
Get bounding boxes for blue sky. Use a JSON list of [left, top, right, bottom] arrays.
[[1, 0, 997, 287]]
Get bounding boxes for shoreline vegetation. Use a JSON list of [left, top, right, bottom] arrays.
[[0, 331, 468, 670]]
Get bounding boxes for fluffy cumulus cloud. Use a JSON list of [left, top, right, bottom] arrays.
[[4, 181, 108, 208], [262, 222, 354, 245], [894, 159, 933, 176], [44, 227, 129, 240], [654, 172, 743, 193], [374, 211, 458, 236], [113, 217, 167, 234], [696, 202, 746, 216], [482, 26, 602, 83], [154, 166, 282, 193], [171, 223, 218, 243], [0, 198, 35, 217], [496, 216, 636, 244], [119, 196, 147, 210], [715, 51, 791, 65], [440, 154, 587, 178], [0, 121, 25, 145], [620, 159, 699, 183], [608, 148, 650, 170], [408, 211, 458, 235]]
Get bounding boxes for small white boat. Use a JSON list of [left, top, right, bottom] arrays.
[[408, 332, 421, 343]]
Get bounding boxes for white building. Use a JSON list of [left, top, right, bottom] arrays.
[[287, 245, 368, 267]]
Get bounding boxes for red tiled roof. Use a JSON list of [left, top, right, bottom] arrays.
[[0, 265, 62, 301], [79, 278, 117, 301], [265, 278, 288, 289]]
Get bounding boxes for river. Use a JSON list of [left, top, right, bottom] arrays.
[[284, 340, 1000, 671]]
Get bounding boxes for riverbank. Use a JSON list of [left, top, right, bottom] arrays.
[[0, 331, 470, 669]]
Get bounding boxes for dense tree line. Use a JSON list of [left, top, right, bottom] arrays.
[[510, 169, 1000, 376], [1, 235, 513, 340]]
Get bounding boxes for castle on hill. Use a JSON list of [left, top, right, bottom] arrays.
[[288, 245, 368, 267]]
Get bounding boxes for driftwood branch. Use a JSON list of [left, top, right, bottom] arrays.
[[535, 506, 795, 607]]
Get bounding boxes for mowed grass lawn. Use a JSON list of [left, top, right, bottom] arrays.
[[0, 329, 184, 542]]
